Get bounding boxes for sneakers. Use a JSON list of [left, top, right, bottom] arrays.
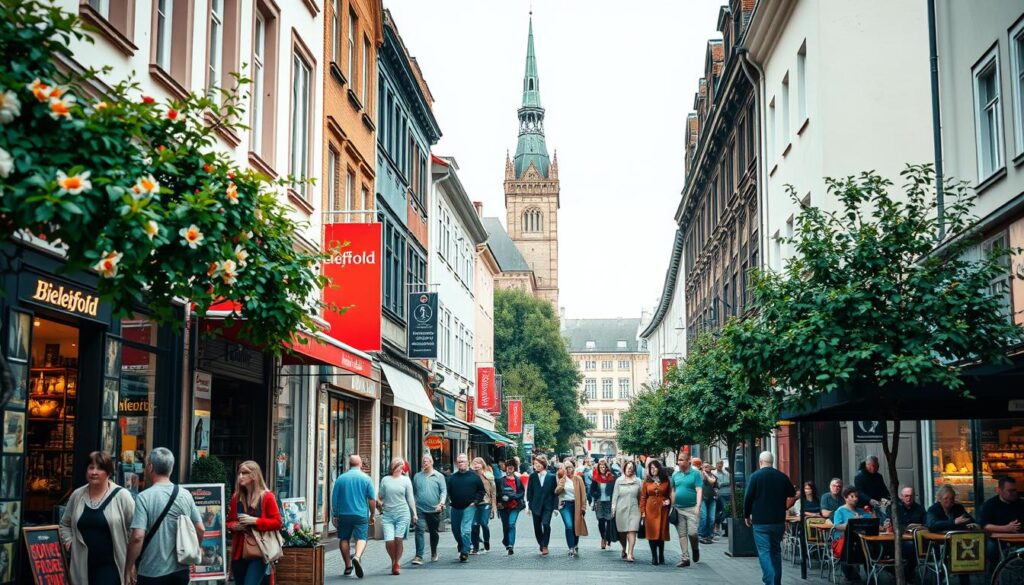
[[677, 559, 691, 568], [411, 557, 424, 565], [506, 546, 514, 555], [344, 567, 354, 576], [431, 552, 439, 562], [352, 556, 364, 579], [469, 548, 479, 555], [459, 553, 468, 563], [484, 542, 490, 552]]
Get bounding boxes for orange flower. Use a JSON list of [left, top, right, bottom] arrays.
[[28, 79, 50, 102], [56, 170, 91, 195], [220, 259, 239, 285], [226, 182, 239, 205], [234, 245, 249, 267], [132, 175, 160, 198], [93, 251, 123, 278], [179, 224, 204, 249], [48, 94, 76, 120], [143, 220, 160, 240]]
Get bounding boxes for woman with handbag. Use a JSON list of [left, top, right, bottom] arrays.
[[497, 459, 525, 555], [640, 459, 673, 566], [589, 460, 616, 550], [611, 460, 641, 562], [227, 461, 283, 585], [554, 460, 589, 557]]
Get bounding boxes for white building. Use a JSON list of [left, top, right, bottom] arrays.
[[639, 230, 687, 386]]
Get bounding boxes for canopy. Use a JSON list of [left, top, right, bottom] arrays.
[[469, 424, 515, 446], [380, 363, 434, 419]]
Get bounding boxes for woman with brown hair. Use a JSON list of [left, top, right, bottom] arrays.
[[60, 451, 135, 585], [589, 459, 617, 550], [470, 456, 497, 554], [378, 457, 416, 575], [555, 459, 589, 557], [640, 459, 673, 565], [226, 460, 282, 585]]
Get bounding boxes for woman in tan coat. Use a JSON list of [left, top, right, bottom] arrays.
[[59, 451, 135, 585], [554, 460, 588, 557], [611, 460, 642, 562], [640, 459, 672, 565]]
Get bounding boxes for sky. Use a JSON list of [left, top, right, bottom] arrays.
[[386, 0, 724, 320]]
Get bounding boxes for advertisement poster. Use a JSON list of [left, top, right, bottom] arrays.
[[192, 371, 212, 460], [507, 400, 523, 434], [407, 292, 439, 359], [490, 374, 503, 415], [466, 396, 475, 423], [522, 424, 535, 446], [281, 497, 307, 529], [476, 367, 496, 411], [322, 222, 383, 352], [183, 484, 227, 581], [22, 526, 66, 585], [661, 358, 678, 380]]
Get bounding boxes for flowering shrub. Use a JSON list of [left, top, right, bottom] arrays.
[[0, 0, 327, 349], [281, 522, 320, 548]]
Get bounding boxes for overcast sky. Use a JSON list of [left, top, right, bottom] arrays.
[[387, 0, 724, 320]]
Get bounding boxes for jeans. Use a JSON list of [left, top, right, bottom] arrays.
[[752, 523, 785, 585], [699, 499, 717, 538], [499, 508, 521, 547], [559, 501, 577, 549], [232, 559, 269, 585], [450, 506, 475, 554], [472, 504, 492, 550], [716, 495, 727, 526], [137, 571, 190, 585], [532, 507, 553, 549], [414, 511, 442, 557]]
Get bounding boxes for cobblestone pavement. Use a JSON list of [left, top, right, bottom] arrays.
[[322, 511, 833, 585]]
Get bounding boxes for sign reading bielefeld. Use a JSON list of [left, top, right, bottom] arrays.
[[407, 292, 438, 359]]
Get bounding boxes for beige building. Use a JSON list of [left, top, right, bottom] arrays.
[[562, 319, 649, 456]]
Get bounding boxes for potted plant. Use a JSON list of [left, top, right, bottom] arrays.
[[276, 523, 323, 585]]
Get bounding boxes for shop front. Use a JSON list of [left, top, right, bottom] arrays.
[[1, 247, 184, 584], [924, 417, 1024, 512], [429, 395, 468, 475], [468, 424, 515, 465], [379, 362, 433, 477]]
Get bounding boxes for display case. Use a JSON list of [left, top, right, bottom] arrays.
[[24, 367, 77, 520]]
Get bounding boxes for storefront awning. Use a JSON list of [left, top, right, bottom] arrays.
[[433, 408, 469, 430], [380, 363, 434, 419], [469, 424, 515, 446]]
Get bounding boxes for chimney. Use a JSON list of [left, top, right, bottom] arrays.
[[473, 201, 483, 216]]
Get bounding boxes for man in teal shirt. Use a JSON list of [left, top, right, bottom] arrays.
[[331, 454, 377, 578], [670, 454, 703, 567]]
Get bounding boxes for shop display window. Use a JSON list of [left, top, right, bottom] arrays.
[[979, 418, 1024, 501], [930, 419, 987, 511], [317, 392, 358, 525], [272, 367, 308, 499]]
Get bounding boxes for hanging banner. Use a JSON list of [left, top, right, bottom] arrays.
[[489, 373, 503, 415], [407, 292, 438, 359], [661, 358, 678, 380], [322, 222, 382, 352], [466, 396, 475, 423], [523, 423, 535, 446], [507, 400, 523, 434], [184, 484, 227, 581], [476, 367, 496, 411]]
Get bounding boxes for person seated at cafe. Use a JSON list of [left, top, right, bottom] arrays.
[[791, 481, 822, 517], [855, 456, 891, 517], [895, 486, 926, 528], [832, 486, 875, 581], [979, 476, 1023, 563], [820, 478, 844, 519], [927, 485, 973, 585]]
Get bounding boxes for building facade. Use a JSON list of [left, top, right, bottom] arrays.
[[562, 319, 649, 456]]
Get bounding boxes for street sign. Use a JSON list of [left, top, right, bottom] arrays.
[[407, 292, 438, 359], [853, 420, 884, 443], [523, 423, 535, 446]]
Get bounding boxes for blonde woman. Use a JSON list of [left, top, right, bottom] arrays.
[[226, 461, 282, 585], [378, 457, 416, 575], [555, 460, 589, 557], [470, 456, 498, 554]]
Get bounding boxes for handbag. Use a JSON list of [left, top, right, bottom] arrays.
[[638, 517, 646, 540], [831, 534, 845, 559], [238, 493, 284, 564], [177, 514, 202, 565], [669, 506, 679, 526]]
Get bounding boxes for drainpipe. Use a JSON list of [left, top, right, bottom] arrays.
[[737, 48, 768, 272], [927, 0, 945, 241]]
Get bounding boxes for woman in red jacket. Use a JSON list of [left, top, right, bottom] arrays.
[[226, 461, 282, 585]]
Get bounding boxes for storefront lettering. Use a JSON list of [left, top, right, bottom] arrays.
[[119, 397, 150, 413], [31, 279, 99, 317]]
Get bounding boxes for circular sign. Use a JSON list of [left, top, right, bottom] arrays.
[[424, 435, 444, 449]]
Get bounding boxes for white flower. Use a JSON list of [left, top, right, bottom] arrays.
[[0, 90, 21, 124], [220, 259, 239, 284], [56, 170, 91, 195], [179, 224, 204, 249], [0, 148, 12, 179], [93, 251, 123, 278], [234, 244, 249, 267], [132, 175, 159, 199], [143, 220, 159, 240]]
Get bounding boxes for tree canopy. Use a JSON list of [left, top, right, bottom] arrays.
[[495, 362, 560, 451], [615, 383, 670, 456], [494, 289, 587, 452]]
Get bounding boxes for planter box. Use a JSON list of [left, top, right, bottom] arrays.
[[276, 544, 324, 585], [725, 518, 757, 558]]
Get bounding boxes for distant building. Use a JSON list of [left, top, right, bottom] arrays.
[[562, 319, 650, 456]]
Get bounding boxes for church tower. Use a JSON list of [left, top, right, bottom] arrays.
[[505, 15, 560, 308]]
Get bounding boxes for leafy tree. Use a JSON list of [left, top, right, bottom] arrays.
[[496, 362, 560, 451], [494, 289, 587, 452], [615, 384, 671, 456], [731, 166, 1023, 583]]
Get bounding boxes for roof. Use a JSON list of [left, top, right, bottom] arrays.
[[482, 217, 531, 272], [562, 318, 644, 353], [513, 16, 551, 179], [640, 229, 684, 339]]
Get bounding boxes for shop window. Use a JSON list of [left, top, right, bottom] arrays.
[[319, 392, 357, 524], [930, 419, 980, 512], [979, 419, 1024, 501], [107, 316, 160, 495], [2, 310, 31, 542], [380, 404, 393, 478], [272, 366, 309, 499]]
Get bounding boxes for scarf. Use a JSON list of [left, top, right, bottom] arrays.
[[592, 468, 615, 484]]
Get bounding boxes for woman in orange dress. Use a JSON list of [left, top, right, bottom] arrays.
[[639, 459, 673, 565]]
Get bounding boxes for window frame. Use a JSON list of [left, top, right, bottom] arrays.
[[347, 9, 356, 85], [289, 37, 316, 202], [972, 46, 1004, 182], [1010, 19, 1024, 158], [207, 0, 224, 94], [327, 147, 339, 211]]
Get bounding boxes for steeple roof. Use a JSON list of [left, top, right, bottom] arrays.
[[513, 14, 551, 179]]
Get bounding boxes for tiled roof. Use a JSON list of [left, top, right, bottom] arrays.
[[562, 318, 644, 353], [482, 217, 531, 272]]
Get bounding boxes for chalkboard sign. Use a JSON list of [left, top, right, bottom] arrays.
[[22, 526, 67, 585]]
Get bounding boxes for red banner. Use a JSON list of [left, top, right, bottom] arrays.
[[476, 367, 496, 410], [661, 358, 678, 379], [322, 223, 382, 352], [507, 399, 523, 434], [466, 396, 475, 423]]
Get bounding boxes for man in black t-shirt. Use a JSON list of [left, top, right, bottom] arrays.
[[980, 476, 1023, 562], [743, 451, 796, 585]]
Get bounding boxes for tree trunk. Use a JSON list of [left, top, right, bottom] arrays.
[[727, 436, 738, 519], [880, 417, 905, 585]]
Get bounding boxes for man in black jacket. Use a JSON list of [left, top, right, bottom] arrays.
[[526, 454, 557, 555], [447, 453, 484, 562], [854, 455, 891, 514], [743, 451, 796, 585]]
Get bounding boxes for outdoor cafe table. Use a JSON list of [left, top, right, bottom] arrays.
[[991, 533, 1024, 560], [860, 533, 914, 584]]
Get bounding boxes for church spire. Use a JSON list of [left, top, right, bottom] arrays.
[[513, 13, 551, 179]]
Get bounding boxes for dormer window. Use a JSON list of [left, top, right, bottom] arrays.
[[585, 340, 596, 349], [616, 340, 627, 349]]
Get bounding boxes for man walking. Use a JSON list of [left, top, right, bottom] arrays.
[[331, 454, 376, 578], [744, 451, 796, 585], [124, 447, 204, 585], [412, 454, 447, 564], [447, 453, 484, 562], [526, 454, 557, 555], [670, 453, 702, 567], [714, 460, 731, 537], [698, 461, 718, 544]]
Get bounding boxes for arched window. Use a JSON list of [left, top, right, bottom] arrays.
[[521, 208, 543, 233], [528, 79, 534, 91]]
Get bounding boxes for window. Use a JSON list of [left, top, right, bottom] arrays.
[[768, 98, 776, 161], [601, 360, 613, 370], [347, 10, 356, 85], [327, 148, 339, 211], [618, 360, 629, 370], [602, 378, 613, 399], [618, 378, 631, 399], [616, 340, 627, 349], [345, 170, 355, 211], [273, 366, 310, 497], [290, 52, 312, 199], [249, 4, 277, 161], [973, 48, 1004, 180], [603, 413, 614, 430], [797, 42, 807, 123], [207, 0, 224, 93], [1011, 21, 1024, 156], [586, 412, 597, 427], [251, 13, 266, 149], [155, 0, 173, 70], [331, 0, 340, 64], [84, 0, 134, 52], [584, 360, 596, 371], [585, 379, 597, 400], [381, 214, 406, 317], [362, 37, 371, 107], [982, 231, 1012, 319], [781, 73, 790, 144], [522, 208, 543, 233], [585, 341, 596, 350]]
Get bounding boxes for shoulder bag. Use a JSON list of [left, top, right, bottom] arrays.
[[239, 494, 284, 564]]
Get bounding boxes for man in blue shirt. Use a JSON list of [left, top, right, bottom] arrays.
[[331, 454, 376, 578]]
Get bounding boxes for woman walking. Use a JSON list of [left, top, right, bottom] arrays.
[[470, 457, 497, 554], [640, 459, 673, 566], [611, 460, 641, 562], [498, 459, 525, 555], [590, 459, 616, 550], [59, 451, 135, 585], [226, 461, 283, 585], [555, 460, 589, 557], [379, 457, 417, 575]]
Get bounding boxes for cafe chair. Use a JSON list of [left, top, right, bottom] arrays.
[[912, 527, 941, 585], [858, 532, 901, 585], [804, 517, 828, 570], [940, 531, 986, 585]]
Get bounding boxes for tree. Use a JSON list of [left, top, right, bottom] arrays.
[[615, 384, 671, 456], [731, 166, 1023, 584], [494, 289, 588, 452], [496, 362, 560, 451]]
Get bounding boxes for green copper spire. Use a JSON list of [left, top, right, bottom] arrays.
[[514, 14, 550, 179]]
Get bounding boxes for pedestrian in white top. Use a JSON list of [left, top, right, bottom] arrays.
[[378, 457, 416, 576]]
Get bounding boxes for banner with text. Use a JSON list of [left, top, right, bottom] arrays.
[[407, 292, 438, 359], [323, 223, 382, 352], [476, 367, 496, 411], [466, 396, 475, 423], [507, 400, 523, 434], [489, 373, 503, 415]]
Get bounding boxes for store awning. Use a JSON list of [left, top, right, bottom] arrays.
[[433, 408, 469, 430], [469, 424, 515, 447], [380, 363, 434, 419]]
